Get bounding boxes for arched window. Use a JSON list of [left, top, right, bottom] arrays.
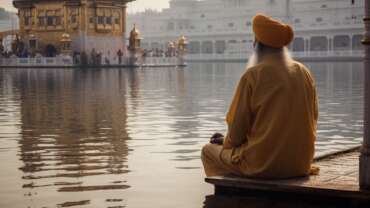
[[310, 36, 328, 51], [333, 35, 350, 50], [215, 40, 226, 54], [202, 41, 213, 54], [188, 41, 201, 54], [167, 22, 175, 31], [292, 37, 304, 51], [352, 34, 363, 50]]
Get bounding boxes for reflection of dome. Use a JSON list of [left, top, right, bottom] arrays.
[[29, 34, 36, 40], [60, 33, 71, 42], [130, 24, 141, 39]]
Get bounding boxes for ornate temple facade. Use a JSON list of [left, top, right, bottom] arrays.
[[127, 0, 364, 61], [13, 0, 134, 58]]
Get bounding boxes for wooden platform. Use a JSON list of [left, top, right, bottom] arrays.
[[205, 151, 370, 203]]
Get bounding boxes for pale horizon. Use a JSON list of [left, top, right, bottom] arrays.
[[1, 0, 170, 13]]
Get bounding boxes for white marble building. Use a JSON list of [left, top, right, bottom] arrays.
[[0, 14, 19, 51], [127, 0, 364, 60]]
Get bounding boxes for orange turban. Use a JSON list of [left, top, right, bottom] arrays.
[[252, 14, 294, 48]]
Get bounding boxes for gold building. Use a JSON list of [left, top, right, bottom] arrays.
[[13, 0, 134, 58]]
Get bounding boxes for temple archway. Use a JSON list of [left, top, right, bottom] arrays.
[[333, 35, 350, 51], [45, 44, 57, 57]]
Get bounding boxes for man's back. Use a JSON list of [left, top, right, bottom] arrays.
[[226, 55, 318, 178], [201, 14, 318, 179]]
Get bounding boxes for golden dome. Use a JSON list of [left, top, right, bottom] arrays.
[[130, 24, 141, 39], [60, 33, 71, 42], [178, 35, 187, 45], [29, 34, 36, 39]]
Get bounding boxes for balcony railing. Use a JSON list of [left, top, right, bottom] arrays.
[[0, 56, 74, 67], [141, 57, 180, 66], [186, 50, 364, 61], [0, 56, 183, 67]]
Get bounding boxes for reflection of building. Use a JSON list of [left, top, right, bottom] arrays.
[[13, 0, 134, 58], [128, 0, 364, 60], [12, 69, 133, 191]]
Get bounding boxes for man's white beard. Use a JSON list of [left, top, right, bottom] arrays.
[[246, 52, 258, 69], [246, 47, 292, 69]]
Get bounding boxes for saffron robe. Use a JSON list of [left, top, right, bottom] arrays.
[[202, 55, 318, 179]]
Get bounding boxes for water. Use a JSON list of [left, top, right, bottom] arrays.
[[0, 62, 363, 208]]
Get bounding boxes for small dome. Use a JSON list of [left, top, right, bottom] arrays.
[[62, 33, 70, 39], [168, 41, 175, 48], [178, 35, 187, 45], [60, 33, 71, 42], [130, 24, 141, 39], [29, 34, 36, 39]]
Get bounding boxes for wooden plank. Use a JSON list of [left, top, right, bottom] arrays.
[[205, 176, 370, 200]]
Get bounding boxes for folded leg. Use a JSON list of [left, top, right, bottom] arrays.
[[201, 143, 241, 177]]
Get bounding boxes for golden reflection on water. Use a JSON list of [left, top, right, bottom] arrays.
[[3, 69, 134, 207], [0, 62, 364, 208]]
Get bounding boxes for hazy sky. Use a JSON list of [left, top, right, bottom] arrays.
[[1, 0, 170, 13]]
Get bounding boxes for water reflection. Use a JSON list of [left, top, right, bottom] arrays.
[[9, 69, 132, 207], [0, 61, 364, 208]]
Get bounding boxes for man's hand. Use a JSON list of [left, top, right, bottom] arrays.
[[210, 133, 224, 145]]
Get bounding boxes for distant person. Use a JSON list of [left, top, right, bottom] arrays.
[[90, 48, 97, 65], [105, 56, 110, 65], [97, 52, 102, 65], [201, 14, 319, 179], [117, 49, 123, 64]]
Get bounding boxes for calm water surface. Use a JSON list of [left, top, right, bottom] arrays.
[[0, 62, 363, 208]]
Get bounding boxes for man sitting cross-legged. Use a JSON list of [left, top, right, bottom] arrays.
[[201, 14, 319, 179]]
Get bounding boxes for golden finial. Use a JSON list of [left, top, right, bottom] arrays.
[[130, 24, 140, 38]]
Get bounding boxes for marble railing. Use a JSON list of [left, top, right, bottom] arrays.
[[141, 57, 180, 66], [186, 50, 364, 61], [0, 56, 184, 67], [0, 56, 74, 67]]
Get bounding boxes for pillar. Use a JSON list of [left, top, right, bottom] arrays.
[[329, 36, 333, 56], [360, 0, 370, 190], [305, 38, 310, 56], [349, 35, 353, 55], [122, 5, 127, 47]]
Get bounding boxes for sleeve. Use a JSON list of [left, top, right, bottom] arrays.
[[223, 74, 253, 149], [313, 85, 318, 124], [312, 77, 319, 131], [304, 65, 319, 136]]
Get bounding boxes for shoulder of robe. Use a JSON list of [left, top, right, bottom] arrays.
[[245, 63, 268, 76], [294, 61, 316, 85], [241, 66, 259, 84], [244, 63, 273, 82]]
